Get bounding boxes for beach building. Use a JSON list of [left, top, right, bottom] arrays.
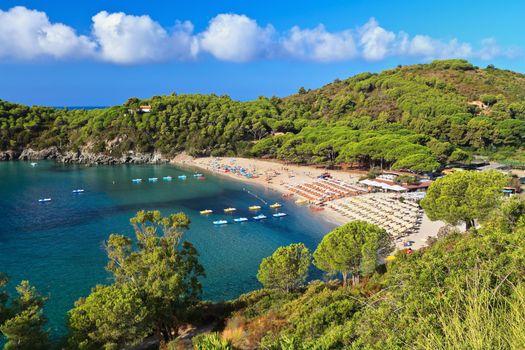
[[360, 171, 432, 193], [360, 179, 407, 192]]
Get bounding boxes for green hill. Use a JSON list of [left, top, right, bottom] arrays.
[[1, 59, 524, 170]]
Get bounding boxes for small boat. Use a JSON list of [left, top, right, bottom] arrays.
[[269, 203, 282, 209], [197, 176, 206, 180], [295, 198, 307, 205], [234, 217, 248, 223], [162, 176, 173, 181], [132, 178, 142, 183], [178, 175, 187, 180], [193, 173, 203, 177], [273, 212, 287, 218], [38, 198, 51, 202], [248, 205, 261, 210], [200, 209, 213, 215], [253, 214, 267, 220], [30, 162, 38, 167], [224, 208, 237, 213], [72, 189, 85, 193], [148, 177, 158, 182], [213, 220, 228, 225]]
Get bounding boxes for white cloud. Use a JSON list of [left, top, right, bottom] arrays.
[[478, 38, 500, 60], [357, 18, 476, 61], [0, 7, 518, 64], [398, 33, 473, 59], [91, 11, 197, 64], [198, 14, 275, 62], [281, 25, 356, 62], [358, 18, 396, 60], [0, 6, 95, 60]]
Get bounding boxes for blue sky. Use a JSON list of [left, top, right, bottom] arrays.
[[0, 0, 524, 106]]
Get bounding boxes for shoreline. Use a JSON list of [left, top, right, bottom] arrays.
[[170, 154, 355, 226], [170, 154, 449, 249], [8, 154, 448, 250]]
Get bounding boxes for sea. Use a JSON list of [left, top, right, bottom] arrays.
[[0, 161, 335, 340]]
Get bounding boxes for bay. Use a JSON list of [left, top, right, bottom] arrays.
[[0, 160, 334, 339]]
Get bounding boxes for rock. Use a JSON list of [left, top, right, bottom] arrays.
[[0, 150, 19, 160], [19, 147, 60, 160], [2, 147, 169, 165]]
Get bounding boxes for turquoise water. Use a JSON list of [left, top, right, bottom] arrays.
[[0, 161, 334, 339]]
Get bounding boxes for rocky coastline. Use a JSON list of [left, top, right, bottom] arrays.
[[0, 147, 168, 165]]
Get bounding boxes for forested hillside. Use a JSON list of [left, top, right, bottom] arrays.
[[1, 59, 525, 171]]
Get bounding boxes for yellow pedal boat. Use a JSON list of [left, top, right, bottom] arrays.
[[200, 209, 213, 215], [224, 208, 237, 213], [248, 205, 261, 210]]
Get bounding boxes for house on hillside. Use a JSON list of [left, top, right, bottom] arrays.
[[139, 105, 152, 113]]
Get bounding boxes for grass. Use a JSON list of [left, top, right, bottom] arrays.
[[418, 274, 525, 350]]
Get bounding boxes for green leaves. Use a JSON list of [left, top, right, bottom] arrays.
[[67, 285, 150, 350], [421, 170, 509, 229], [257, 243, 311, 292], [391, 153, 440, 172], [313, 221, 393, 287], [0, 280, 48, 350], [68, 210, 204, 349]]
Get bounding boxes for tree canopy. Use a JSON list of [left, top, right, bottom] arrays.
[[313, 221, 393, 287], [257, 243, 311, 292], [67, 210, 204, 349], [421, 170, 509, 229], [0, 280, 48, 350]]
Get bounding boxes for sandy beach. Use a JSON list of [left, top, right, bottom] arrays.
[[171, 153, 448, 250]]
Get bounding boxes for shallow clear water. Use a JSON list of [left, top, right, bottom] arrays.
[[0, 161, 334, 339]]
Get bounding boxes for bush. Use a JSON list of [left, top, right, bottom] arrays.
[[191, 333, 234, 350]]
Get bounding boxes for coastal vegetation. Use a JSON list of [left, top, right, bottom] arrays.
[[1, 171, 522, 349], [1, 59, 525, 170], [256, 243, 311, 293], [421, 170, 509, 229], [312, 221, 393, 287], [67, 210, 204, 349], [0, 276, 48, 350]]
